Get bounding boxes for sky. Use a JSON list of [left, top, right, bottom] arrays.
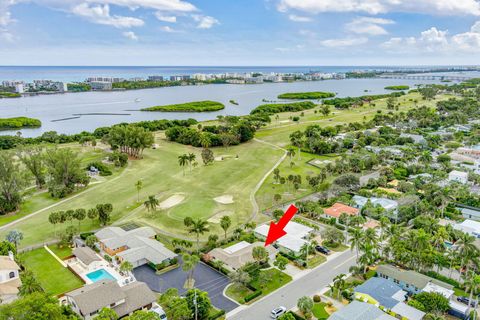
[[1, 0, 480, 66]]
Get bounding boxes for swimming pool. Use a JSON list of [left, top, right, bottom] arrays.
[[86, 269, 116, 283]]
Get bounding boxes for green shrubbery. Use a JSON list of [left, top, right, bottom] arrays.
[[142, 101, 225, 112], [278, 92, 335, 100], [86, 162, 112, 176], [324, 92, 405, 109], [251, 101, 316, 115], [0, 117, 41, 130], [243, 290, 262, 302], [0, 92, 21, 98], [384, 85, 410, 90]]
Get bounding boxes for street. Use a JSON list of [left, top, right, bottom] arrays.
[[227, 249, 356, 320]]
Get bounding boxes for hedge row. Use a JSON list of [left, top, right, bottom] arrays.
[[208, 309, 226, 320], [244, 290, 262, 302]]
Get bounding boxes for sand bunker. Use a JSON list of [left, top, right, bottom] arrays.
[[279, 120, 290, 123], [208, 210, 235, 223], [159, 194, 185, 210], [214, 195, 234, 205]]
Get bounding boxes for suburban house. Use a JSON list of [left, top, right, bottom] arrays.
[[453, 219, 480, 238], [376, 265, 468, 319], [457, 146, 480, 159], [207, 241, 277, 271], [457, 206, 480, 221], [354, 277, 425, 320], [448, 170, 469, 185], [359, 171, 380, 186], [329, 300, 396, 320], [352, 195, 399, 220], [400, 133, 427, 145], [95, 227, 176, 268], [0, 253, 21, 304], [65, 279, 156, 320], [323, 203, 359, 220], [73, 247, 103, 270], [254, 221, 313, 256]]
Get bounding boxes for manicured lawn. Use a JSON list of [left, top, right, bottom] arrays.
[[225, 283, 254, 304], [308, 254, 327, 268], [454, 287, 469, 297], [21, 247, 83, 295], [324, 242, 349, 252], [250, 268, 292, 296], [48, 245, 73, 259], [312, 302, 330, 320]]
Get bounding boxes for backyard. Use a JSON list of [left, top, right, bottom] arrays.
[[21, 246, 83, 295]]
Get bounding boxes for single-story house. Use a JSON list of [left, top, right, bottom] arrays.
[[453, 219, 480, 238], [359, 171, 381, 186], [0, 253, 21, 304], [65, 280, 156, 320], [457, 146, 480, 159], [73, 247, 103, 270], [352, 195, 399, 221], [323, 203, 359, 220], [354, 277, 425, 320], [207, 241, 277, 271], [95, 227, 176, 268], [408, 173, 433, 182], [448, 170, 469, 185], [329, 301, 396, 320], [400, 133, 427, 145], [457, 206, 480, 221], [254, 221, 313, 256]]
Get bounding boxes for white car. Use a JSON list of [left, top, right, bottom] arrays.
[[150, 303, 167, 319], [270, 306, 287, 319]]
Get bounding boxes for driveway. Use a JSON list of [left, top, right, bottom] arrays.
[[134, 262, 238, 312]]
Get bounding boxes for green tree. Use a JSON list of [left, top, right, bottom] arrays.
[[85, 235, 98, 249], [187, 218, 209, 250], [88, 208, 98, 225], [297, 296, 314, 319], [135, 180, 143, 202], [105, 125, 154, 158], [231, 268, 251, 286], [182, 253, 200, 288], [124, 310, 161, 320], [73, 208, 86, 230], [185, 289, 211, 320], [119, 261, 133, 275], [6, 230, 23, 251], [252, 246, 269, 264], [94, 307, 118, 320], [19, 270, 44, 296], [415, 292, 450, 315], [48, 211, 60, 236], [273, 255, 289, 270], [278, 313, 296, 320], [144, 195, 159, 213], [320, 105, 331, 117], [0, 152, 26, 214], [178, 154, 189, 176], [97, 203, 113, 226], [201, 148, 214, 165], [220, 215, 232, 239], [0, 241, 16, 255], [18, 147, 46, 189], [0, 292, 68, 319]]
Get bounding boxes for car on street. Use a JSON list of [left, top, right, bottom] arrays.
[[457, 296, 477, 307], [315, 245, 331, 255], [271, 306, 287, 319]]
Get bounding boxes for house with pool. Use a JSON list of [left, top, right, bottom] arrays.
[[95, 226, 177, 269]]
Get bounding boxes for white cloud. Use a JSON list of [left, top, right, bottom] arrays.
[[160, 25, 175, 32], [278, 0, 480, 16], [122, 30, 138, 40], [320, 37, 368, 47], [192, 14, 219, 29], [155, 13, 176, 22], [71, 3, 144, 28], [288, 14, 312, 22], [382, 21, 480, 53], [83, 0, 196, 12], [345, 16, 394, 35]]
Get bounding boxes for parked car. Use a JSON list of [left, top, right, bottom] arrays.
[[315, 245, 331, 255], [457, 296, 477, 307], [150, 303, 167, 319], [271, 306, 287, 319]]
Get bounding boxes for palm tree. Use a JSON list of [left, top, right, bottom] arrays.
[[220, 216, 232, 239], [48, 212, 60, 237], [119, 261, 133, 275], [200, 134, 211, 149], [6, 230, 23, 252], [332, 274, 346, 299], [286, 146, 296, 165], [178, 154, 189, 176], [182, 253, 200, 289], [187, 219, 209, 250], [456, 233, 479, 280], [135, 180, 143, 202], [348, 228, 364, 263], [187, 153, 196, 172], [19, 271, 43, 296], [144, 195, 159, 212], [464, 270, 480, 316]]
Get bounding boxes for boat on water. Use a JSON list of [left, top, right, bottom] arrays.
[[135, 98, 141, 102]]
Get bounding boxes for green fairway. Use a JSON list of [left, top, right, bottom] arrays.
[[21, 247, 83, 295], [1, 138, 282, 247]]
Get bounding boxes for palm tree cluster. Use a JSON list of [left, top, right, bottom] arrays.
[[104, 124, 154, 158], [178, 153, 196, 175]]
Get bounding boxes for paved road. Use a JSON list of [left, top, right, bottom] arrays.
[[227, 249, 356, 320]]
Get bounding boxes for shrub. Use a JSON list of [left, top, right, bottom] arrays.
[[244, 290, 262, 303], [313, 295, 321, 303], [208, 309, 226, 320], [86, 161, 112, 176], [80, 232, 94, 240]]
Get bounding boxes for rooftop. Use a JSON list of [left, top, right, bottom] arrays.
[[376, 265, 453, 291], [329, 301, 396, 320], [73, 247, 102, 266], [324, 203, 359, 218], [354, 277, 406, 309], [208, 241, 277, 270]]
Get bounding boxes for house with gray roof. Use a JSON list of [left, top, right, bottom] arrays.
[[95, 227, 176, 268], [329, 301, 396, 320], [65, 280, 156, 320], [457, 206, 480, 221], [73, 247, 102, 268], [352, 195, 399, 221]]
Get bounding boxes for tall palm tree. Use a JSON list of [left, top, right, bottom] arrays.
[[332, 274, 346, 299], [464, 270, 480, 316], [178, 154, 189, 176], [455, 233, 478, 280], [188, 219, 209, 250], [187, 153, 196, 172], [286, 146, 296, 165], [144, 195, 159, 212], [220, 216, 232, 239], [135, 180, 143, 202], [182, 253, 200, 289], [348, 228, 364, 263]]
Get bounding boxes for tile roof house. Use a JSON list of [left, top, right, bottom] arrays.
[[208, 241, 277, 271], [0, 254, 21, 304], [329, 301, 396, 320], [65, 280, 156, 320], [323, 203, 359, 219], [73, 247, 102, 268], [95, 227, 176, 268], [354, 277, 425, 320], [254, 221, 313, 256]]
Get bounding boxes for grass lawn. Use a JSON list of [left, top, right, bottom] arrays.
[[312, 302, 330, 320], [1, 138, 282, 248], [308, 254, 327, 268], [48, 245, 73, 260], [250, 268, 292, 296], [324, 243, 349, 252], [454, 287, 469, 297], [225, 283, 254, 304], [21, 247, 83, 295]]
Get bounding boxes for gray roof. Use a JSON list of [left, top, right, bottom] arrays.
[[66, 280, 156, 318], [96, 227, 156, 250], [459, 207, 480, 218], [73, 247, 101, 266], [116, 236, 177, 265], [66, 280, 125, 316], [112, 282, 156, 317], [329, 301, 396, 320], [354, 277, 405, 308], [376, 265, 453, 290]]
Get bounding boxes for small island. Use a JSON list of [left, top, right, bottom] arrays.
[[384, 85, 410, 91], [0, 92, 21, 98], [0, 117, 42, 130], [142, 100, 225, 112], [251, 101, 316, 115], [277, 91, 336, 99], [229, 100, 239, 105]]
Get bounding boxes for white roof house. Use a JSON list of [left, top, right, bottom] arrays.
[[448, 170, 469, 184], [454, 219, 480, 238], [423, 282, 454, 299], [400, 133, 427, 145], [352, 196, 398, 212], [254, 221, 313, 256]]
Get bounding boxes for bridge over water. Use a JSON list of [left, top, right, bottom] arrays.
[[378, 74, 476, 81]]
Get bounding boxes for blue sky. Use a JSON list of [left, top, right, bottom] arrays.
[[1, 0, 480, 65]]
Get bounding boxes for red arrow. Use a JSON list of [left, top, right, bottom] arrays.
[[264, 204, 298, 247]]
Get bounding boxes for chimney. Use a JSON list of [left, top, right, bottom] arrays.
[[8, 251, 14, 261]]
